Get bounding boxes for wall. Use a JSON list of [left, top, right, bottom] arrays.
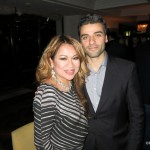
[[63, 15, 137, 38], [63, 15, 81, 39]]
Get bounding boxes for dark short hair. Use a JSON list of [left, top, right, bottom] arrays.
[[78, 14, 107, 36]]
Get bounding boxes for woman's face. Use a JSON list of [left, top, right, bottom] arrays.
[[50, 43, 80, 84]]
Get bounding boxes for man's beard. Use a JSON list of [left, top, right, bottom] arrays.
[[85, 48, 105, 58]]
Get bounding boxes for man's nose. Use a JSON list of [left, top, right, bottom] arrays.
[[89, 36, 95, 44]]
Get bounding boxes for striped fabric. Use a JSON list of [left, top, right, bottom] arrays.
[[33, 83, 88, 150]]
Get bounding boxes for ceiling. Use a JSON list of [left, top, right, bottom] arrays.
[[0, 0, 150, 20]]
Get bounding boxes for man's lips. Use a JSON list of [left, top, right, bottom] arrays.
[[88, 45, 98, 50]]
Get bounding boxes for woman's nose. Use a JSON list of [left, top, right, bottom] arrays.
[[68, 59, 74, 67]]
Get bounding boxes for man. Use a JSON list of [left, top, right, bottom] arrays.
[[78, 14, 145, 150]]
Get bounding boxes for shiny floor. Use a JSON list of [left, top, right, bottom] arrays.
[[0, 86, 35, 150]]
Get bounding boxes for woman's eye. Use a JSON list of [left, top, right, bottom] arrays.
[[60, 57, 67, 60], [73, 57, 79, 60]]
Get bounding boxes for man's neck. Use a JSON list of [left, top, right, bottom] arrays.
[[87, 52, 106, 72]]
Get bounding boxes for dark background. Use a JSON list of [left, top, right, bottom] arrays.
[[0, 14, 56, 150]]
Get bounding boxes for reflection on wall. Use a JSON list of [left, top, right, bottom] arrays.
[[137, 23, 148, 33], [0, 14, 56, 88]]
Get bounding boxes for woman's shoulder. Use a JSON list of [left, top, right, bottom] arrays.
[[37, 83, 57, 93], [33, 83, 59, 107], [35, 83, 58, 100]]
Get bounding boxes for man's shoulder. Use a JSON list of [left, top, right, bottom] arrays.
[[109, 55, 134, 64], [108, 56, 135, 70]]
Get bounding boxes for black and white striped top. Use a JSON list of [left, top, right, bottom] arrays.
[[33, 83, 88, 150]]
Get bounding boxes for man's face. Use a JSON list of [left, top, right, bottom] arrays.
[[80, 23, 108, 58]]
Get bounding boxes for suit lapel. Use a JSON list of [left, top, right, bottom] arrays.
[[84, 56, 116, 114]]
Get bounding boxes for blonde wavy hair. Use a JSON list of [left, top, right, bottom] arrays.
[[36, 35, 89, 114]]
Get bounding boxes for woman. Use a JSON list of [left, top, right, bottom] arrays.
[[33, 35, 89, 150]]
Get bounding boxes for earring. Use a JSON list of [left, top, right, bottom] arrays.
[[51, 68, 55, 78]]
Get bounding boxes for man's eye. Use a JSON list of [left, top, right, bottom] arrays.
[[82, 36, 88, 40], [96, 34, 101, 37]]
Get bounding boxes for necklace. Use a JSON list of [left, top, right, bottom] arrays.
[[52, 75, 72, 91]]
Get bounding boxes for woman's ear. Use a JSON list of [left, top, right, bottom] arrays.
[[49, 58, 54, 68]]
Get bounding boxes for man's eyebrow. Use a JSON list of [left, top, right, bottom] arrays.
[[80, 34, 88, 38], [94, 31, 104, 34], [80, 31, 104, 38]]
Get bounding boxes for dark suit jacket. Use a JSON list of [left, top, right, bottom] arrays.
[[135, 40, 150, 105], [84, 55, 145, 150]]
